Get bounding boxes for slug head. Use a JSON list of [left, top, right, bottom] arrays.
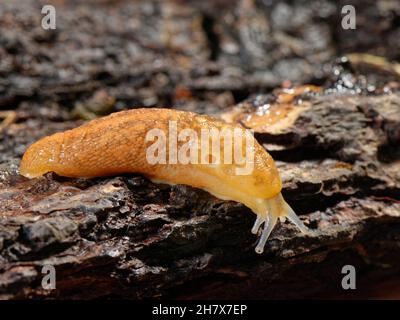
[[199, 141, 283, 201]]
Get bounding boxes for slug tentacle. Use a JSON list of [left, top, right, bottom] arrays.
[[251, 215, 264, 234], [284, 202, 311, 234], [255, 213, 277, 254], [252, 193, 311, 253]]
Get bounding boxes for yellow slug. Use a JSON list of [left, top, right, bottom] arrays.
[[20, 108, 310, 253]]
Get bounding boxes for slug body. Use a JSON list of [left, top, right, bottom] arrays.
[[20, 108, 309, 253]]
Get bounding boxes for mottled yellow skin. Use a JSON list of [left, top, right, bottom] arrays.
[[20, 108, 308, 253]]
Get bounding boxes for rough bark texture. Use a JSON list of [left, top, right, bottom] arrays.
[[0, 0, 400, 299]]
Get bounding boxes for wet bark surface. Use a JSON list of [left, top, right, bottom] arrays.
[[0, 0, 399, 299]]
